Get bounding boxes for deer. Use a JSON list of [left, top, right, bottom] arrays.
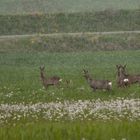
[[116, 64, 129, 87], [40, 66, 62, 89], [83, 69, 112, 91], [116, 64, 140, 87]]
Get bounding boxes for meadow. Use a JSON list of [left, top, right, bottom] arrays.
[[0, 121, 140, 140], [0, 49, 140, 104], [0, 0, 140, 139], [0, 9, 140, 35], [0, 44, 140, 139], [0, 0, 140, 14]]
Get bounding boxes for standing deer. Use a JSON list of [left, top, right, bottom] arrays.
[[116, 64, 140, 87], [40, 66, 62, 89], [83, 69, 112, 91], [116, 64, 129, 87]]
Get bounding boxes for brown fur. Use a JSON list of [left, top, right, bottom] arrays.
[[40, 66, 61, 89], [116, 65, 128, 87], [83, 69, 112, 91], [116, 64, 140, 87]]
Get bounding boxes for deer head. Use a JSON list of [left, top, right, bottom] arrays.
[[116, 64, 126, 77], [83, 69, 92, 82], [40, 65, 45, 71], [83, 69, 89, 77], [40, 65, 46, 80]]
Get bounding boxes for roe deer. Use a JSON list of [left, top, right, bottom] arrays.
[[116, 64, 129, 87], [83, 69, 112, 91], [120, 64, 140, 84], [117, 65, 140, 86], [40, 66, 62, 89]]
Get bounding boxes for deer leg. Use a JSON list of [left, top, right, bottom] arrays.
[[117, 81, 122, 88], [44, 85, 48, 90], [93, 88, 96, 92], [126, 82, 130, 87], [124, 81, 131, 88], [118, 81, 126, 88], [106, 87, 110, 91], [117, 83, 122, 88], [56, 82, 61, 89]]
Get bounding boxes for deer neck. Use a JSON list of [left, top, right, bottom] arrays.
[[117, 69, 124, 78], [85, 75, 93, 83], [40, 71, 46, 81], [119, 72, 126, 79]]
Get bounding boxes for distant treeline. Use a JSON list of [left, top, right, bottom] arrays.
[[0, 9, 140, 35]]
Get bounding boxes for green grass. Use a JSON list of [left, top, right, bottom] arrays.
[[0, 34, 140, 52], [0, 36, 140, 140], [0, 0, 140, 14], [0, 1, 140, 138], [0, 9, 140, 35], [0, 50, 140, 104], [0, 121, 140, 140]]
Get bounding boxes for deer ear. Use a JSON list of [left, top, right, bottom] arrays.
[[116, 65, 119, 68], [123, 64, 126, 68], [83, 69, 88, 73]]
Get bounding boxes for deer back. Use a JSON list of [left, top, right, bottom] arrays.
[[127, 74, 140, 83]]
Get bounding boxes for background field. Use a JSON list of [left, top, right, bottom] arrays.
[[0, 0, 140, 14], [0, 34, 140, 52], [0, 0, 140, 139], [0, 34, 140, 139], [0, 10, 140, 35]]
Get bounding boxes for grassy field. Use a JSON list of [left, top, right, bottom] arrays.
[[0, 35, 140, 139], [0, 0, 140, 14], [0, 34, 140, 52], [0, 121, 140, 140], [0, 49, 140, 103], [0, 9, 140, 35], [0, 1, 140, 139]]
